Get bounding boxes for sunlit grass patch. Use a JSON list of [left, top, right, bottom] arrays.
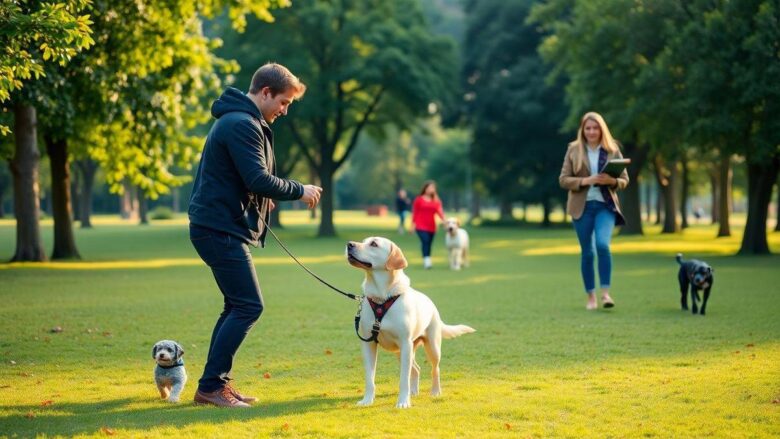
[[1, 211, 778, 437]]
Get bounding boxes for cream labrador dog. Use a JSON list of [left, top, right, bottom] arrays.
[[444, 217, 470, 270], [346, 236, 475, 408]]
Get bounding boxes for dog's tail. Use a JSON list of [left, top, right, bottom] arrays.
[[441, 324, 476, 339], [676, 253, 684, 265]]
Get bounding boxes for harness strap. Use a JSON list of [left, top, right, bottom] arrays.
[[354, 296, 400, 343], [157, 360, 184, 369]]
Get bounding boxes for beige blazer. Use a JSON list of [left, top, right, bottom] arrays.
[[559, 144, 629, 222]]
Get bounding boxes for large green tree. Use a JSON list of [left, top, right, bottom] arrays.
[[218, 0, 457, 236], [531, 0, 690, 234], [2, 0, 94, 261], [8, 0, 286, 261], [673, 0, 780, 254], [463, 0, 568, 224]]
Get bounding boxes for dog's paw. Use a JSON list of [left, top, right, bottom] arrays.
[[430, 388, 442, 397], [166, 398, 180, 403], [356, 397, 374, 407], [395, 398, 412, 409]]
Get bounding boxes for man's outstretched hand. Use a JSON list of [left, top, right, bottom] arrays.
[[300, 185, 323, 209]]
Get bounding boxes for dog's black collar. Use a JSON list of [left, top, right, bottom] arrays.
[[354, 295, 400, 343], [157, 359, 184, 369]]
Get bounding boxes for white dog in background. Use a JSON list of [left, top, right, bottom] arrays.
[[444, 217, 470, 270], [346, 237, 475, 408]]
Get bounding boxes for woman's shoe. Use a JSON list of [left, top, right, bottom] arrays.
[[601, 294, 615, 308], [586, 294, 597, 310]]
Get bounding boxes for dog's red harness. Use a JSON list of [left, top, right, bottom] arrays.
[[354, 295, 400, 343]]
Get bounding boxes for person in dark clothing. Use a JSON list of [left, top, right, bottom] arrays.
[[188, 63, 322, 408], [395, 188, 411, 234]]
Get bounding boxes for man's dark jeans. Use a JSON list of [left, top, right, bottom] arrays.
[[190, 224, 264, 392]]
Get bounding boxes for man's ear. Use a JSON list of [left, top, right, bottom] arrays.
[[385, 244, 408, 271]]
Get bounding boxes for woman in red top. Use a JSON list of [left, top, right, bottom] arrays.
[[411, 180, 445, 269]]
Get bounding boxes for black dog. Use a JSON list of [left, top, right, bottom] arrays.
[[676, 253, 714, 315]]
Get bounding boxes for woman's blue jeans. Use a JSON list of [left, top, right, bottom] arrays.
[[572, 201, 616, 294], [415, 230, 435, 257], [190, 224, 264, 392]]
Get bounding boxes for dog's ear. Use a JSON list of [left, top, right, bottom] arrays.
[[174, 342, 184, 359], [152, 344, 159, 359], [456, 218, 461, 227], [385, 243, 408, 271]]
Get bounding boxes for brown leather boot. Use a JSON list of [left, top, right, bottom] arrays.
[[226, 383, 258, 404], [194, 387, 250, 407]]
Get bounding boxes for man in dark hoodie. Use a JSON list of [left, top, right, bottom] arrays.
[[188, 63, 322, 407]]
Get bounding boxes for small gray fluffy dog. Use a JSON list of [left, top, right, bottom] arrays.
[[152, 340, 187, 403]]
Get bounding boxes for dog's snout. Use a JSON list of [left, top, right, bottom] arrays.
[[347, 242, 356, 249]]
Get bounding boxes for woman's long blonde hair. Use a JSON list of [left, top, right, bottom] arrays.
[[568, 112, 620, 173]]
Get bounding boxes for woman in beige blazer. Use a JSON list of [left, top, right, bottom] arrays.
[[559, 112, 629, 310]]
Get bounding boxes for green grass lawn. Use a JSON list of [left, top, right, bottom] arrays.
[[1, 211, 779, 438]]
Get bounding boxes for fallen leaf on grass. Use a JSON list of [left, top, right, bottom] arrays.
[[102, 332, 112, 337], [25, 412, 35, 419], [281, 423, 290, 431], [50, 326, 63, 333], [504, 423, 512, 430], [263, 372, 271, 379], [40, 400, 53, 407], [772, 398, 779, 404], [101, 426, 116, 435], [746, 343, 754, 348], [324, 349, 332, 355]]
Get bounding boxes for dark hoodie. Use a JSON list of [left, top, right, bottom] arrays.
[[188, 87, 304, 247]]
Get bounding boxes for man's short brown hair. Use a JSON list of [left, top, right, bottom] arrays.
[[248, 63, 306, 98]]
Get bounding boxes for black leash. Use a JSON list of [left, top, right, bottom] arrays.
[[260, 217, 361, 302], [259, 215, 390, 343]]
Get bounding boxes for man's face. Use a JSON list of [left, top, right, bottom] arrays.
[[258, 87, 297, 124]]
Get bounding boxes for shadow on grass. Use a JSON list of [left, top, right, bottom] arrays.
[[2, 394, 356, 436]]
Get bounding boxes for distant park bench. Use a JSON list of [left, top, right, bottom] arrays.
[[366, 205, 388, 216]]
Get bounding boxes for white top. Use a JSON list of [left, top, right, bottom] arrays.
[[586, 145, 605, 202]]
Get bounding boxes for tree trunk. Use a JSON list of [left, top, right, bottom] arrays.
[[317, 161, 336, 237], [775, 177, 780, 232], [709, 167, 719, 224], [738, 158, 779, 255], [172, 187, 180, 213], [10, 102, 46, 262], [716, 156, 732, 237], [655, 179, 663, 225], [45, 136, 80, 259], [71, 163, 81, 222], [499, 198, 513, 221], [541, 198, 551, 227], [618, 141, 646, 235], [76, 158, 97, 228], [139, 192, 149, 225], [269, 204, 283, 228], [309, 166, 318, 220], [680, 156, 689, 229], [654, 155, 679, 233], [643, 181, 651, 222], [120, 180, 139, 220], [469, 191, 481, 222]]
